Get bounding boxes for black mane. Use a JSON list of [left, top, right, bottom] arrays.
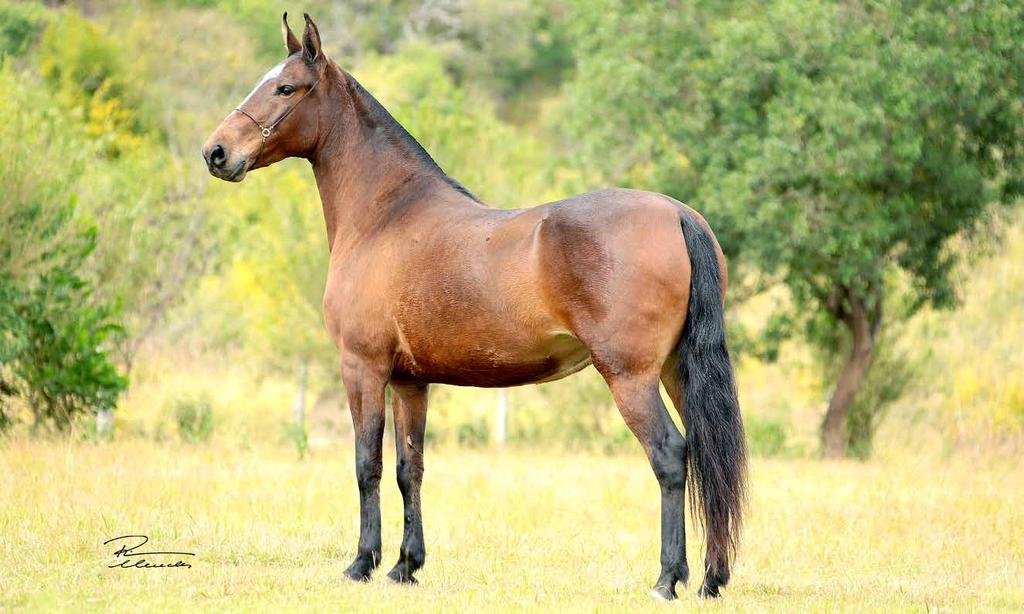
[[344, 74, 481, 203]]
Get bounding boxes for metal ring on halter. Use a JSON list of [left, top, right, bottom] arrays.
[[233, 78, 321, 165]]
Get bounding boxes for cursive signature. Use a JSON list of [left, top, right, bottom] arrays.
[[104, 535, 195, 569]]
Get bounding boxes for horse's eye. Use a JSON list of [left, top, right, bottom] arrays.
[[277, 85, 295, 96]]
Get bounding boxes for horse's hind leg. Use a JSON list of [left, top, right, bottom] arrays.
[[598, 367, 689, 600], [661, 352, 685, 424], [386, 382, 429, 583], [662, 346, 733, 598]]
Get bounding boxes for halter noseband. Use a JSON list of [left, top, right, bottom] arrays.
[[234, 78, 321, 165]]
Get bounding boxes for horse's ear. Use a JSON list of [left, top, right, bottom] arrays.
[[282, 12, 300, 55], [301, 13, 323, 66]]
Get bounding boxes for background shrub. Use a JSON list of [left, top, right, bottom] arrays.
[[746, 415, 789, 458], [0, 2, 47, 59], [172, 395, 214, 444]]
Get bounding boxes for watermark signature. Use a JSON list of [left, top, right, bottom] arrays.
[[104, 535, 195, 569]]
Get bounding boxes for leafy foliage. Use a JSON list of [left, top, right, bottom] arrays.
[[356, 43, 580, 206], [280, 420, 310, 459], [38, 11, 143, 156], [843, 328, 921, 459], [2, 0, 1022, 457], [36, 10, 232, 372], [203, 165, 336, 385], [745, 415, 789, 458], [563, 0, 1024, 455], [172, 394, 214, 443], [0, 64, 126, 431], [9, 268, 127, 431], [0, 1, 47, 59]]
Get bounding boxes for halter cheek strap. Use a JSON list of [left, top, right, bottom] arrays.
[[234, 78, 321, 165]]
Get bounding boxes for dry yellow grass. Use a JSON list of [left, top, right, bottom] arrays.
[[1, 437, 1021, 612]]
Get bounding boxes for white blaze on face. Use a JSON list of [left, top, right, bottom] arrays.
[[240, 62, 286, 106]]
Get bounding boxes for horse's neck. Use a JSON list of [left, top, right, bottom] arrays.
[[310, 69, 473, 252]]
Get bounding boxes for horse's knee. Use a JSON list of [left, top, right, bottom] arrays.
[[355, 446, 382, 492], [650, 432, 687, 491], [396, 457, 410, 491], [396, 455, 420, 496]]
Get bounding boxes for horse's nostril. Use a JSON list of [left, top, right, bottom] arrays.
[[209, 144, 226, 167]]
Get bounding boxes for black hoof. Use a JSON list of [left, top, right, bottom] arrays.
[[650, 584, 677, 601], [343, 554, 379, 582], [651, 565, 686, 601], [697, 583, 721, 599], [386, 565, 418, 584], [343, 566, 372, 582], [697, 566, 728, 599]]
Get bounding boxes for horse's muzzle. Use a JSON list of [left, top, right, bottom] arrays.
[[202, 143, 248, 182]]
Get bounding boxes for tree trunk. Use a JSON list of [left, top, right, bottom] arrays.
[[96, 408, 114, 437], [495, 388, 509, 447], [821, 292, 878, 458], [293, 359, 308, 427]]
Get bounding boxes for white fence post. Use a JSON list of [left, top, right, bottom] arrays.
[[495, 388, 508, 447]]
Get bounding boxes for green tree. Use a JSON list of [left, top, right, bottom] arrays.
[[205, 165, 336, 425], [37, 11, 144, 156], [563, 0, 1024, 457], [0, 1, 48, 59], [0, 64, 127, 431], [10, 265, 127, 432], [35, 8, 247, 375], [357, 43, 578, 206]]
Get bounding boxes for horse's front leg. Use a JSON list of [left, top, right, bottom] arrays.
[[386, 382, 429, 583], [342, 363, 388, 582]]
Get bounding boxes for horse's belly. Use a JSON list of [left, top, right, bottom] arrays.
[[393, 332, 592, 387]]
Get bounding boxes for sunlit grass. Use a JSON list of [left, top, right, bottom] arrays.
[[1, 437, 1021, 612]]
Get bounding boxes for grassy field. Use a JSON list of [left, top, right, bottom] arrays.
[[1, 438, 1022, 612]]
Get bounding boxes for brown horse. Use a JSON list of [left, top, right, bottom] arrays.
[[202, 13, 747, 600]]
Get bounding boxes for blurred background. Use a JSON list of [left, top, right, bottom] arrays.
[[1, 0, 1022, 461]]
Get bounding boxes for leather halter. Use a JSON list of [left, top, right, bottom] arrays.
[[234, 78, 321, 165]]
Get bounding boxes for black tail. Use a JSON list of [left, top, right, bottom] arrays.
[[678, 213, 747, 585]]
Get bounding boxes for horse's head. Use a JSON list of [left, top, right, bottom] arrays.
[[202, 13, 327, 182]]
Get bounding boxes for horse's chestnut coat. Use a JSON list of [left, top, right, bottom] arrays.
[[203, 12, 747, 600]]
